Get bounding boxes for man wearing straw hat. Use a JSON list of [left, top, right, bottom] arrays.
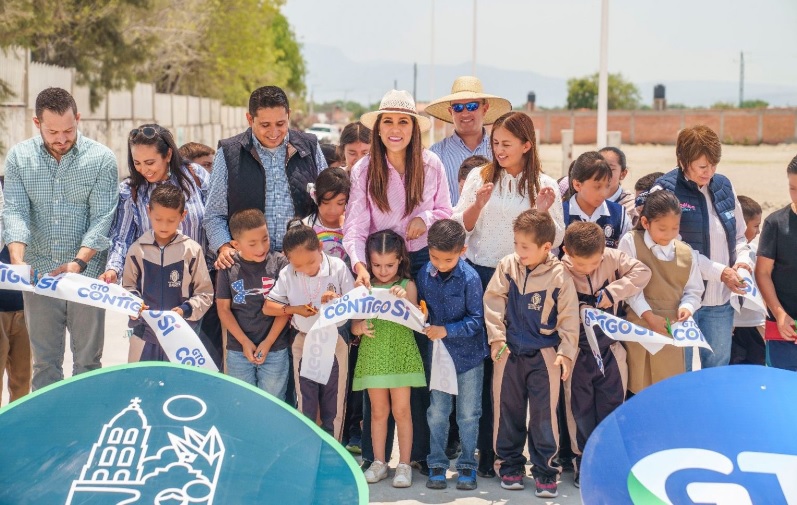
[[427, 76, 512, 206], [426, 76, 510, 478]]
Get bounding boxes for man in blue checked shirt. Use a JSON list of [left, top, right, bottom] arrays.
[[204, 85, 326, 269], [426, 76, 512, 206], [2, 87, 119, 390]]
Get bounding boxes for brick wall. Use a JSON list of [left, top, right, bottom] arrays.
[[521, 108, 797, 145]]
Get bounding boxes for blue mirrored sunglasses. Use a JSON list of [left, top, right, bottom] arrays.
[[451, 101, 481, 113]]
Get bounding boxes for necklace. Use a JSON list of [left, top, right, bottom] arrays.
[[301, 256, 325, 302]]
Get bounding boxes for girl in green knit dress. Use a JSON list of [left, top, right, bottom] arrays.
[[351, 230, 426, 486]]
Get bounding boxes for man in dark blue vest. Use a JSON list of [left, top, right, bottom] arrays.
[[651, 125, 751, 370], [204, 86, 327, 268]]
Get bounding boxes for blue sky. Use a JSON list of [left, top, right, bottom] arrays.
[[283, 0, 796, 89]]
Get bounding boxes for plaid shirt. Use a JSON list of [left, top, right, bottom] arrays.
[[2, 133, 119, 278], [204, 131, 327, 252]]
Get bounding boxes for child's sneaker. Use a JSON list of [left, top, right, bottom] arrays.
[[535, 475, 559, 498], [364, 460, 388, 483], [345, 442, 362, 455], [426, 467, 447, 489], [500, 473, 524, 490], [456, 468, 478, 490], [392, 463, 413, 488]]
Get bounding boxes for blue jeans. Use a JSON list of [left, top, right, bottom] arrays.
[[226, 348, 289, 401], [686, 303, 734, 370], [427, 362, 483, 470]]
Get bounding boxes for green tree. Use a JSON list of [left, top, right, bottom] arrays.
[[566, 73, 642, 110], [740, 99, 768, 109], [0, 0, 155, 108], [711, 101, 736, 110], [203, 0, 305, 106]]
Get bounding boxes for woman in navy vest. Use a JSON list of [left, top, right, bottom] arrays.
[[652, 125, 752, 369]]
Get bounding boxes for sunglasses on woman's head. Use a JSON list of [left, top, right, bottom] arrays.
[[129, 127, 159, 139], [451, 101, 481, 113]]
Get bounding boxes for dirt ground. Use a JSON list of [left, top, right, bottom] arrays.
[[538, 143, 797, 216]]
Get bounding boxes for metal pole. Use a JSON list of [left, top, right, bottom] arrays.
[[739, 51, 744, 107], [429, 0, 436, 144], [596, 0, 609, 148]]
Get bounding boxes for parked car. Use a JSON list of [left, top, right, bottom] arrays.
[[305, 123, 341, 144]]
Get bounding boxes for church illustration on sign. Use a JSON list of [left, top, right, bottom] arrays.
[[65, 396, 225, 505]]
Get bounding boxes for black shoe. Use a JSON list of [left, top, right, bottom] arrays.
[[574, 470, 580, 488], [411, 460, 430, 476], [555, 456, 575, 473], [445, 441, 462, 460], [426, 468, 447, 489], [456, 469, 478, 490], [360, 460, 372, 472], [477, 466, 496, 478]]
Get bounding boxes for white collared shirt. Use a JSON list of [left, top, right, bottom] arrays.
[[452, 169, 565, 267], [618, 230, 704, 317], [567, 195, 632, 236], [694, 181, 752, 306], [267, 253, 355, 333]]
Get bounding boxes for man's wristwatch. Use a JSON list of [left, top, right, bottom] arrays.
[[72, 258, 88, 273]]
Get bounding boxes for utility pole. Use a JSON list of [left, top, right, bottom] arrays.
[[472, 0, 477, 75], [429, 0, 436, 144], [413, 63, 417, 101], [596, 0, 609, 148], [739, 51, 745, 107]]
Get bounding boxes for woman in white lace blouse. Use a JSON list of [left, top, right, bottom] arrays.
[[453, 111, 565, 281]]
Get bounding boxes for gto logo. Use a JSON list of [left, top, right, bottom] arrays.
[[175, 347, 206, 366], [628, 448, 797, 504]]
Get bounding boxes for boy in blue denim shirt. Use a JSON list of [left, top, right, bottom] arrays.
[[417, 219, 488, 491]]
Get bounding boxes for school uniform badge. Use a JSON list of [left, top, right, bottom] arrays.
[[528, 292, 543, 311]]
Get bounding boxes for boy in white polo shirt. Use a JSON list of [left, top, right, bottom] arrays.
[[264, 219, 355, 440]]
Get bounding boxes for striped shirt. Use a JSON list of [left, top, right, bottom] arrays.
[[105, 164, 209, 276], [2, 133, 118, 278], [429, 130, 492, 206], [343, 150, 453, 268], [204, 131, 327, 252]]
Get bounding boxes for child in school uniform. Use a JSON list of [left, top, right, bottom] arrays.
[[216, 209, 291, 399], [123, 185, 213, 361], [563, 151, 631, 249], [264, 219, 354, 440], [416, 220, 488, 491], [756, 154, 797, 371], [599, 146, 638, 226], [484, 210, 579, 499], [560, 222, 651, 487], [618, 191, 704, 390], [730, 195, 765, 365], [303, 167, 362, 453]]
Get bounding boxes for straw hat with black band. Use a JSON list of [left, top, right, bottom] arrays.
[[425, 76, 512, 125], [360, 90, 431, 133]]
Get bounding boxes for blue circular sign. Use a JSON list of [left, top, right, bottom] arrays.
[[581, 366, 797, 504]]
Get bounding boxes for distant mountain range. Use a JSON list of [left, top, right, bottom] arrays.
[[303, 43, 797, 109]]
